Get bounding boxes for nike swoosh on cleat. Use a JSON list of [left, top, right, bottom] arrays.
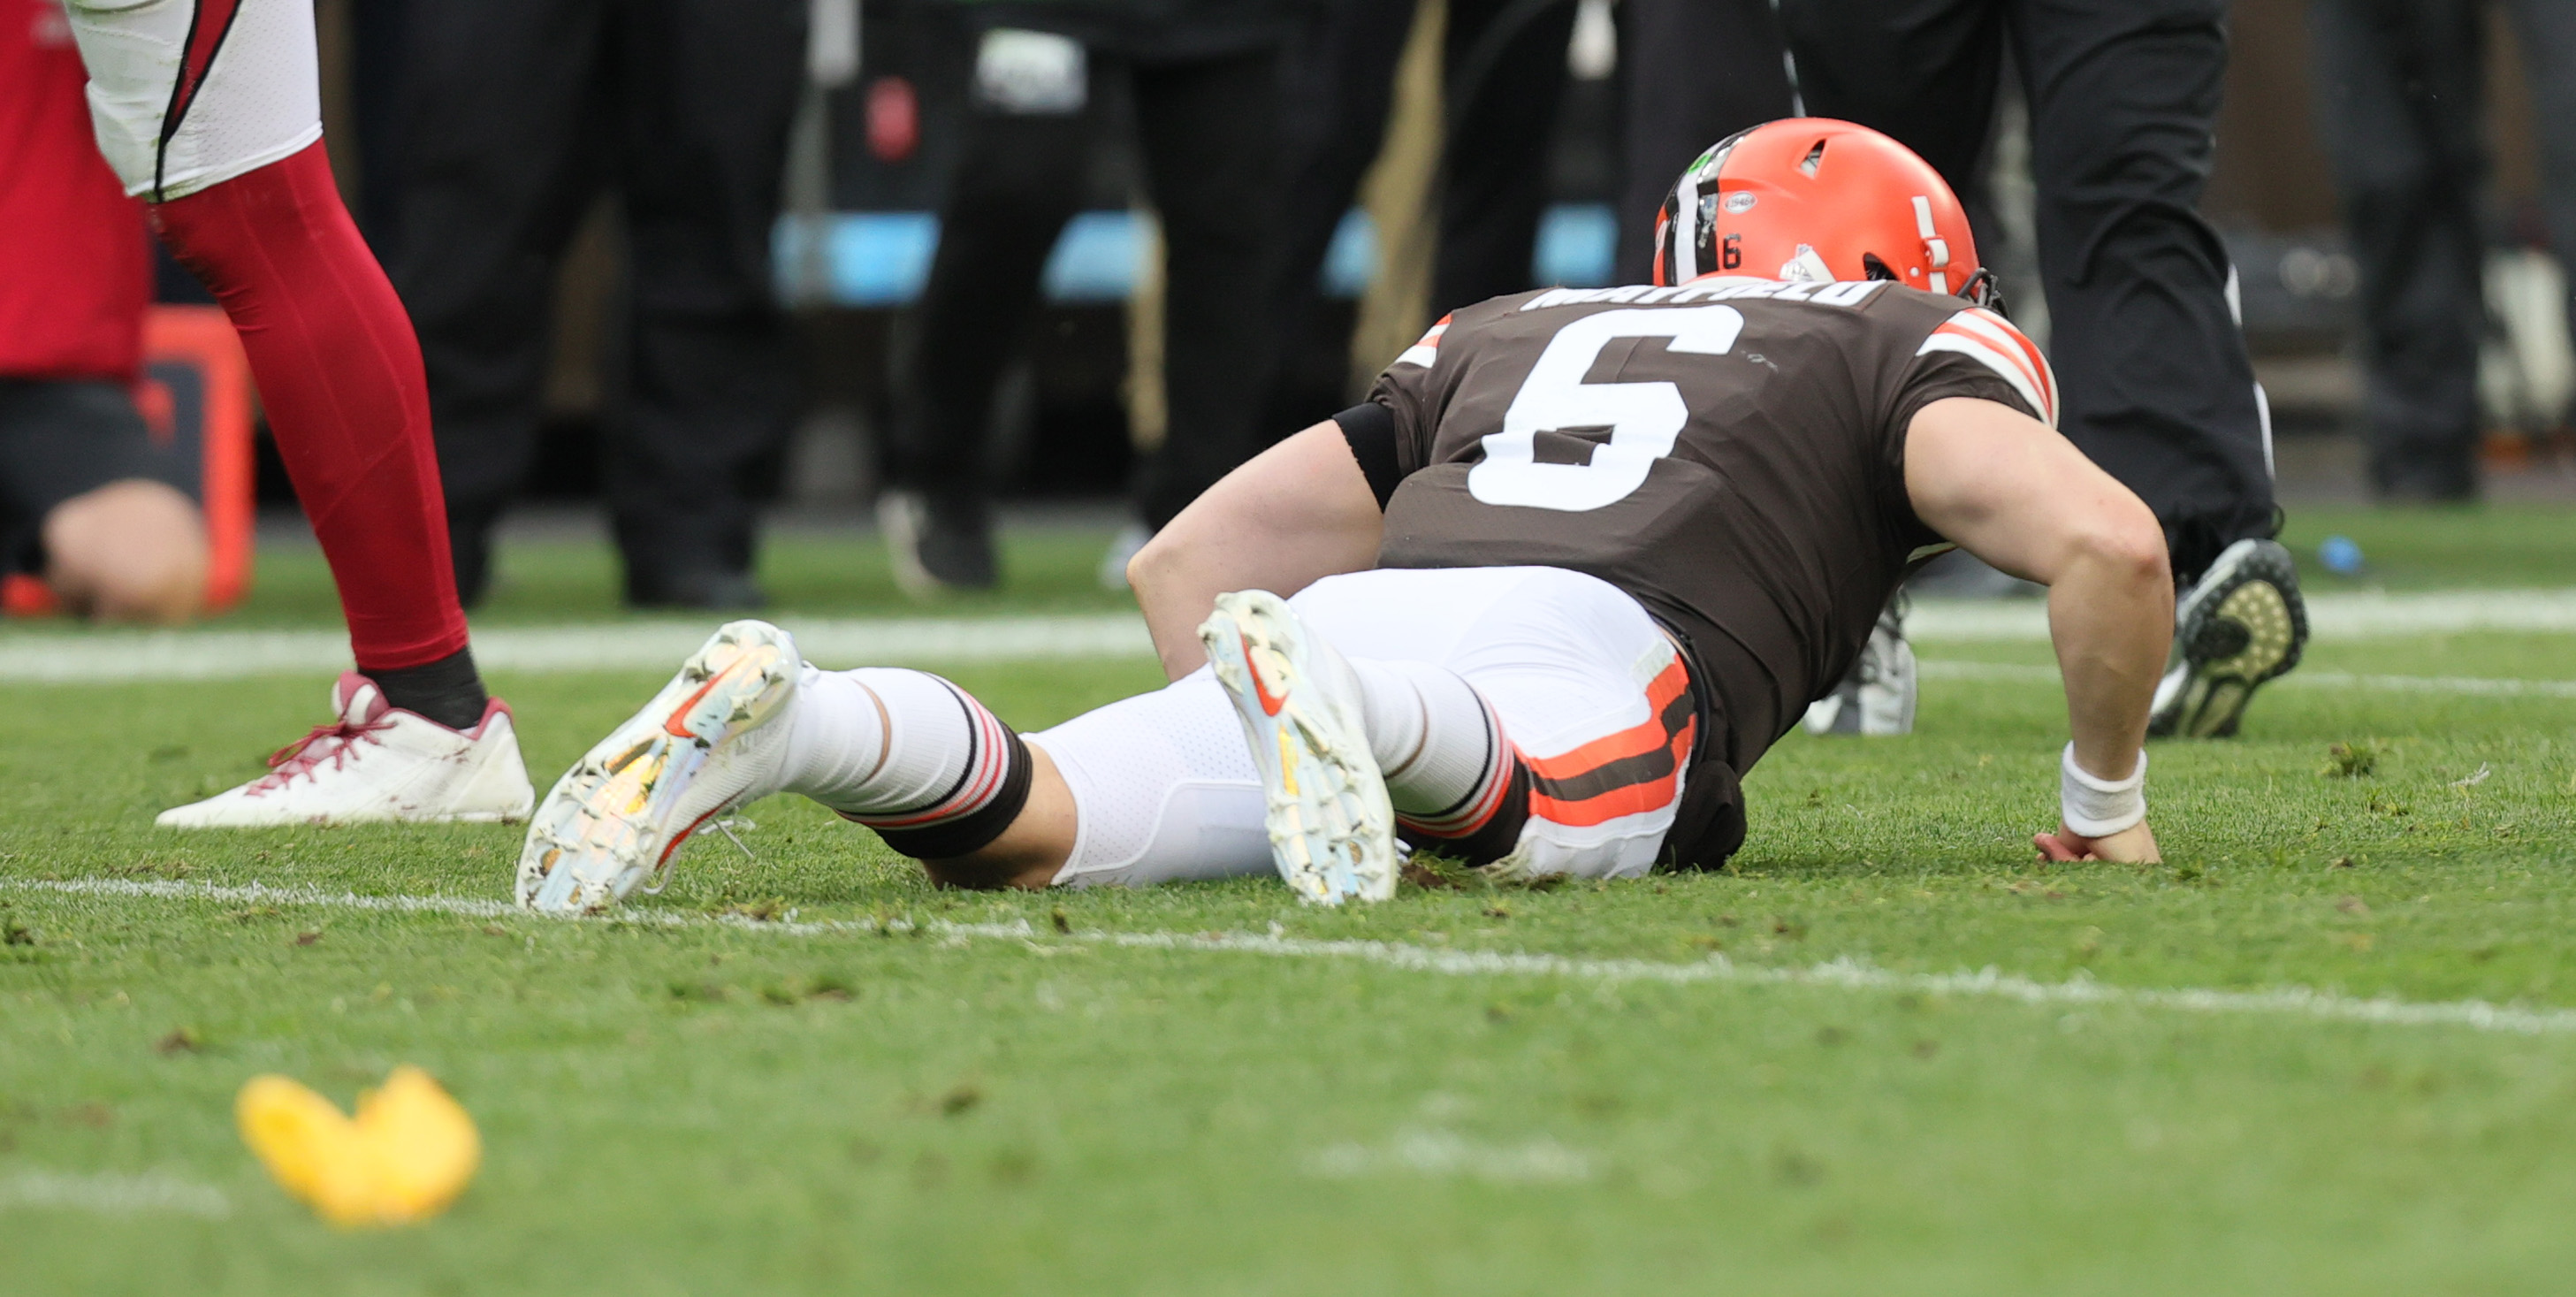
[[663, 665, 739, 738], [1244, 633, 1288, 716]]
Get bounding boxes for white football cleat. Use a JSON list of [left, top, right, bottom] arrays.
[[1802, 603, 1917, 736], [518, 620, 801, 915], [156, 675, 533, 828], [2149, 538, 2308, 738], [1199, 591, 1397, 905]]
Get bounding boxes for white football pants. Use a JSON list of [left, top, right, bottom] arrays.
[[65, 0, 321, 200], [1031, 566, 1692, 888]]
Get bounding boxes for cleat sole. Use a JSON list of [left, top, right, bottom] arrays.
[[1200, 592, 1396, 905], [2149, 539, 2309, 740], [517, 622, 797, 913]]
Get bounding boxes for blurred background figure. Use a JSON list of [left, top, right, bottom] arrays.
[[2310, 0, 2576, 501], [388, 0, 809, 609], [1611, 0, 1794, 285], [1261, 0, 1595, 436], [1771, 0, 2281, 594], [876, 0, 1295, 594], [1426, 0, 1583, 317], [0, 0, 203, 624]]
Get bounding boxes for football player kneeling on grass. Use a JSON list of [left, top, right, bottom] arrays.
[[517, 120, 2169, 914]]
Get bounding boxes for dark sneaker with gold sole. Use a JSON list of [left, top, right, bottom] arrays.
[[2147, 538, 2308, 738]]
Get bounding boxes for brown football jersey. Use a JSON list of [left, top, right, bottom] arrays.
[[1365, 277, 2056, 861]]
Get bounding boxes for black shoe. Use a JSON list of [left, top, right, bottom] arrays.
[[878, 490, 997, 593], [2147, 538, 2307, 738], [626, 568, 766, 612]]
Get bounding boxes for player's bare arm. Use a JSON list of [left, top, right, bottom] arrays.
[[1128, 421, 1384, 680], [1902, 395, 2173, 863]]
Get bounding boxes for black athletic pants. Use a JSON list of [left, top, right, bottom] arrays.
[[388, 0, 805, 605], [1612, 0, 1795, 286], [1259, 0, 1578, 433], [2311, 0, 2576, 499], [1433, 0, 1580, 317], [888, 47, 1282, 531], [1776, 0, 2274, 581]]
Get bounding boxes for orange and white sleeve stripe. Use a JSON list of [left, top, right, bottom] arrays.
[[1393, 314, 1452, 369], [1916, 308, 2059, 428]]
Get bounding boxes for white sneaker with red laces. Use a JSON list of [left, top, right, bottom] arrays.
[[156, 674, 535, 828]]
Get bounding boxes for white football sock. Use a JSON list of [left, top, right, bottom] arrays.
[[780, 666, 1008, 823], [1345, 658, 1513, 835]]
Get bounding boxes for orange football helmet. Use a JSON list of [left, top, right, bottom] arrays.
[[1651, 118, 2001, 309]]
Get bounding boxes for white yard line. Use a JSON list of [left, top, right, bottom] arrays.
[[0, 614, 1155, 682], [4, 589, 2573, 683], [1908, 589, 2576, 641], [0, 1170, 231, 1218], [1919, 660, 2576, 698], [15, 877, 2576, 1039]]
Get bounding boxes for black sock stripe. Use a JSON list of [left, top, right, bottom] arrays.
[[1412, 697, 1502, 825], [1400, 762, 1531, 866], [894, 678, 983, 819], [873, 728, 1034, 861]]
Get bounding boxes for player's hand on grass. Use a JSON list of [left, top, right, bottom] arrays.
[[2034, 820, 2161, 864]]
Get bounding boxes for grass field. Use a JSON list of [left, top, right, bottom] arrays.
[[4, 505, 2575, 1294]]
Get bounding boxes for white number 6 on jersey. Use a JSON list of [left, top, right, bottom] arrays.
[[1467, 305, 1742, 512]]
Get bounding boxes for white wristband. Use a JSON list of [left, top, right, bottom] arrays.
[[2060, 744, 2146, 838]]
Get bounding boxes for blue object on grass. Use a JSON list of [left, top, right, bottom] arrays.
[[2319, 535, 2364, 574]]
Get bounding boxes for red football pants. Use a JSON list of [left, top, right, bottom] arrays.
[[153, 141, 468, 669]]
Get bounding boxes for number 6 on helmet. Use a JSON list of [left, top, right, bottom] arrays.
[[1653, 118, 2002, 309]]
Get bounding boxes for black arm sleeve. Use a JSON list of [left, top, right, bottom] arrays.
[[1332, 401, 1404, 510]]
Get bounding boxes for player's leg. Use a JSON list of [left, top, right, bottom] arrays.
[[2506, 0, 2576, 398], [1434, 0, 1579, 315], [857, 568, 1682, 902], [880, 28, 1093, 593], [42, 479, 205, 623], [1771, 0, 2002, 187], [1613, 0, 1795, 284], [1322, 568, 1696, 881], [2006, 0, 2307, 737], [388, 0, 614, 607], [990, 567, 1696, 896], [1201, 568, 1701, 900], [517, 620, 1274, 912], [2312, 0, 2485, 501], [604, 0, 802, 609], [65, 0, 530, 823], [1129, 47, 1285, 530]]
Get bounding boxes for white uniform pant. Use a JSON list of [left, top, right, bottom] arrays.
[[65, 0, 321, 200], [1031, 567, 1693, 888]]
